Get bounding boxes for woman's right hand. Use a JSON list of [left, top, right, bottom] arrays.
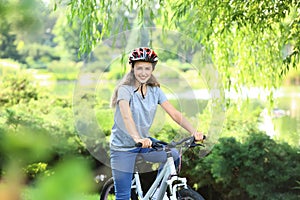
[[135, 138, 152, 148]]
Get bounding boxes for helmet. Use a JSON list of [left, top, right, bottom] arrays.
[[129, 47, 158, 65]]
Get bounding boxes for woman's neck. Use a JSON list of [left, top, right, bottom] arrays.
[[135, 81, 147, 92]]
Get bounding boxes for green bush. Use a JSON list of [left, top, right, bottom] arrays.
[[24, 162, 50, 180], [0, 72, 40, 107], [183, 132, 300, 200], [178, 103, 299, 200]]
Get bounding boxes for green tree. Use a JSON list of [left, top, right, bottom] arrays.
[[52, 11, 83, 62], [0, 20, 20, 60], [0, 0, 44, 59], [0, 0, 61, 67], [64, 0, 300, 92]]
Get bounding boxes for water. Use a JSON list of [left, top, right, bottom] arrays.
[[272, 87, 300, 147]]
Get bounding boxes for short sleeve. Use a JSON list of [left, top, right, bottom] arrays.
[[157, 87, 168, 104], [117, 85, 132, 103]]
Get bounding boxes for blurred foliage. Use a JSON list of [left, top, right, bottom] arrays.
[[52, 11, 83, 62], [221, 100, 264, 141], [26, 157, 95, 200], [0, 1, 299, 200], [0, 72, 40, 107], [47, 60, 82, 80], [0, 72, 99, 199]]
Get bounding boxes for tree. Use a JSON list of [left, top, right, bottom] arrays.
[[52, 10, 83, 62], [0, 20, 20, 60], [62, 0, 300, 93], [0, 0, 59, 66]]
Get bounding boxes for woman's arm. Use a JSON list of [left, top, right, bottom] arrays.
[[160, 100, 204, 140], [118, 100, 152, 147]]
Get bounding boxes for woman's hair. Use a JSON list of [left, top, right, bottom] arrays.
[[110, 68, 160, 108]]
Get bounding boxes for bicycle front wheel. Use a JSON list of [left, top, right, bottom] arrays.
[[100, 177, 139, 200], [100, 177, 115, 200], [176, 186, 205, 200]]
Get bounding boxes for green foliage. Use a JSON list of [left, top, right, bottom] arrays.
[[0, 72, 40, 107], [0, 20, 20, 60], [0, 74, 99, 197], [178, 103, 300, 199], [1, 2, 300, 199], [0, 0, 43, 31], [0, 74, 85, 157], [95, 109, 114, 136], [0, 0, 44, 60], [48, 60, 82, 80], [52, 11, 83, 61], [182, 132, 300, 200], [24, 157, 95, 200], [186, 133, 300, 199], [221, 101, 264, 140], [0, 128, 54, 165], [21, 43, 60, 69], [65, 0, 300, 95], [24, 162, 50, 180]]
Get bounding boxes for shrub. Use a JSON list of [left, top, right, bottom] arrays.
[[0, 72, 40, 107], [182, 132, 300, 200]]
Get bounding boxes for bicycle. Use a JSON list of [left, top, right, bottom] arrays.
[[100, 136, 205, 200]]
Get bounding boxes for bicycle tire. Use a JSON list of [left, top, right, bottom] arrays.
[[176, 186, 205, 200], [100, 177, 114, 200], [100, 177, 139, 200]]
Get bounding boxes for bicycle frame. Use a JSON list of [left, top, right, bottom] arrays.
[[132, 148, 188, 200]]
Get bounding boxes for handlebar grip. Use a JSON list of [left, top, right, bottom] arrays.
[[194, 135, 206, 142], [135, 142, 142, 147]]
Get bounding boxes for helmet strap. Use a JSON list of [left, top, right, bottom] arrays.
[[133, 82, 146, 99], [140, 83, 145, 99]]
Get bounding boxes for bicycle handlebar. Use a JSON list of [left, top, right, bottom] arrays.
[[135, 135, 206, 148]]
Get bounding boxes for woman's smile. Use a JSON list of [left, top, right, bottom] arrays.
[[133, 61, 153, 84]]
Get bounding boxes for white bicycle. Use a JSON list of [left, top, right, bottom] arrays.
[[100, 136, 205, 200]]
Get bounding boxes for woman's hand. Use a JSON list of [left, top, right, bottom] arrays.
[[135, 138, 152, 148], [193, 131, 205, 141]]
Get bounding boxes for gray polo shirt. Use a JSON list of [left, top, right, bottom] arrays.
[[110, 85, 168, 151]]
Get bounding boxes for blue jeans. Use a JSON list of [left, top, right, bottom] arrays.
[[110, 147, 179, 200]]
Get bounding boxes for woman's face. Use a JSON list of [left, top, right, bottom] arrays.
[[133, 61, 153, 84]]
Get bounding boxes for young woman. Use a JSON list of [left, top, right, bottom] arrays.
[[110, 47, 204, 200]]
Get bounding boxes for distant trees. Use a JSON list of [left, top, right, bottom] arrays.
[[0, 0, 83, 69]]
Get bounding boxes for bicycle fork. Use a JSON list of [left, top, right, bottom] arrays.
[[159, 150, 188, 200]]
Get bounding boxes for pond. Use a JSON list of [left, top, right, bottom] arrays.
[[271, 86, 300, 147]]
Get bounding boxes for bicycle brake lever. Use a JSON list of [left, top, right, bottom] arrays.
[[189, 142, 205, 148], [190, 136, 205, 148]]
